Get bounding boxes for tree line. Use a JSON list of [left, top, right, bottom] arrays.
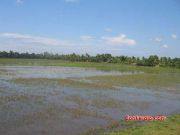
[[0, 51, 180, 68]]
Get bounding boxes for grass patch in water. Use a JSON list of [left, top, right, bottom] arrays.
[[0, 87, 6, 93], [18, 104, 108, 126], [12, 78, 114, 90], [65, 94, 150, 110], [0, 94, 44, 105], [65, 95, 124, 109], [88, 73, 180, 93]]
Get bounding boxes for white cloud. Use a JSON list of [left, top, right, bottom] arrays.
[[0, 33, 72, 46], [162, 44, 168, 48], [101, 34, 136, 46], [171, 34, 177, 39], [155, 37, 162, 42], [105, 28, 112, 32], [80, 35, 94, 41], [64, 0, 79, 3]]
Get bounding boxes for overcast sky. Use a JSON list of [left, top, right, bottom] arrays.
[[0, 0, 180, 57]]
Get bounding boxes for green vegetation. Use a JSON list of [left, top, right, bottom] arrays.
[[12, 70, 180, 93], [102, 114, 180, 135], [1, 56, 180, 135], [2, 56, 179, 94], [1, 58, 180, 74], [82, 114, 180, 135], [0, 51, 180, 68], [11, 65, 180, 93], [88, 73, 180, 93]]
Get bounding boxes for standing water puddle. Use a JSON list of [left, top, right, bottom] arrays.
[[0, 66, 179, 135]]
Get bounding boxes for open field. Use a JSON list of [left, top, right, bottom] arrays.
[[1, 58, 180, 73], [0, 58, 180, 135]]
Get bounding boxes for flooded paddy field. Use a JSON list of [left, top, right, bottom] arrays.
[[0, 66, 180, 135]]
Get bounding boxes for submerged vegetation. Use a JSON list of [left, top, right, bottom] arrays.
[[88, 73, 180, 93], [0, 57, 180, 135], [12, 78, 115, 90], [12, 70, 180, 93], [0, 51, 180, 68]]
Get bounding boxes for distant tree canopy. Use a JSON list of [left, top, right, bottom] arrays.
[[0, 51, 180, 68]]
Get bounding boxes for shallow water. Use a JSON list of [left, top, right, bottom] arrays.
[[0, 66, 180, 135], [0, 66, 140, 79]]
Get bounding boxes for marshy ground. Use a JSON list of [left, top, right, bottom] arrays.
[[0, 59, 180, 135]]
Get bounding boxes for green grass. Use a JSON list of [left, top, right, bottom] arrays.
[[6, 57, 179, 93], [0, 58, 98, 67], [1, 58, 180, 74], [88, 73, 180, 93], [103, 114, 180, 135], [83, 114, 180, 135], [1, 58, 180, 135]]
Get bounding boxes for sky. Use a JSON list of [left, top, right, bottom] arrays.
[[0, 0, 180, 57]]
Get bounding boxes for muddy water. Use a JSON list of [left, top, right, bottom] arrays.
[[0, 66, 180, 135]]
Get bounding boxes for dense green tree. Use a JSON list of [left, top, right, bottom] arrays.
[[0, 51, 180, 68]]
